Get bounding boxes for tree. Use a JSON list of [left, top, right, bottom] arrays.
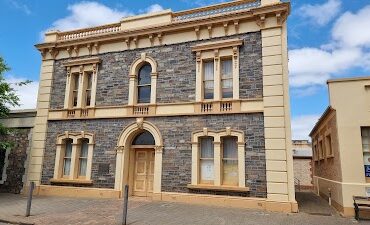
[[0, 56, 31, 150]]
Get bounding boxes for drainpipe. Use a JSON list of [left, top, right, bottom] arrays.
[[328, 188, 332, 206]]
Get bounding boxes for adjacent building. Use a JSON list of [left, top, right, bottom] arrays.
[[310, 76, 370, 216], [29, 0, 297, 212], [292, 140, 312, 190], [0, 110, 36, 193]]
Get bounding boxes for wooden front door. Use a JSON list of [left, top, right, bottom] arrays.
[[133, 149, 155, 197]]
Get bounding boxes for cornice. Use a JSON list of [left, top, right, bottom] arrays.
[[191, 38, 243, 52], [35, 2, 289, 52], [63, 57, 101, 67]]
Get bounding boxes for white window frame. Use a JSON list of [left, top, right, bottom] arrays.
[[191, 128, 245, 188], [0, 148, 10, 184], [128, 53, 158, 105], [53, 132, 95, 181], [192, 39, 242, 102], [63, 58, 100, 109]]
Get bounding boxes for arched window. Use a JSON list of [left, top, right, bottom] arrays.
[[132, 130, 155, 145], [137, 64, 152, 104]]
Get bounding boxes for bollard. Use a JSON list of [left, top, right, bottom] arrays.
[[26, 182, 35, 217], [122, 185, 129, 225]]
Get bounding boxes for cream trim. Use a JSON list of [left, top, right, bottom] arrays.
[[64, 58, 100, 109], [129, 53, 158, 105], [194, 40, 242, 102], [115, 119, 163, 194], [53, 132, 95, 181], [49, 99, 264, 120], [191, 128, 245, 188]]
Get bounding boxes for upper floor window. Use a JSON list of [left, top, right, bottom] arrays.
[[72, 74, 79, 108], [128, 53, 158, 108], [221, 59, 233, 99], [63, 57, 100, 110], [192, 39, 242, 103], [84, 72, 93, 107], [53, 132, 95, 182], [325, 134, 333, 157], [203, 61, 214, 100], [138, 64, 152, 104]]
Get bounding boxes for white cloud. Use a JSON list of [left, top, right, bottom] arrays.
[[6, 76, 38, 110], [43, 2, 167, 33], [291, 114, 321, 140], [48, 2, 132, 32], [289, 47, 363, 88], [298, 0, 341, 26], [289, 4, 370, 93], [332, 5, 370, 48], [144, 4, 165, 14], [7, 0, 31, 15]]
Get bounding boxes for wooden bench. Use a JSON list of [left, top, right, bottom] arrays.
[[353, 196, 370, 221]]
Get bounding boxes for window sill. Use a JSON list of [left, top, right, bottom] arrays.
[[187, 184, 249, 192], [50, 179, 93, 185]]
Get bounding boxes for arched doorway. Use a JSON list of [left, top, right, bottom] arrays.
[[114, 119, 163, 198]]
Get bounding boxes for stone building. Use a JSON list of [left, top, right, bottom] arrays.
[[310, 76, 370, 216], [29, 0, 297, 212], [292, 140, 312, 190], [0, 110, 36, 193]]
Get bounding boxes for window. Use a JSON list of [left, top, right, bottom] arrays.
[[326, 135, 333, 157], [137, 64, 152, 104], [79, 139, 89, 177], [203, 61, 214, 100], [319, 140, 324, 160], [193, 39, 242, 103], [63, 139, 73, 176], [54, 132, 95, 182], [222, 137, 238, 186], [221, 59, 233, 99], [84, 72, 93, 107], [72, 73, 79, 107], [313, 144, 318, 161], [200, 137, 214, 184], [132, 131, 155, 145], [190, 128, 246, 189], [362, 128, 370, 178], [63, 57, 100, 110]]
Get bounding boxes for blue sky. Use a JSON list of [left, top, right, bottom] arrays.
[[1, 0, 370, 140]]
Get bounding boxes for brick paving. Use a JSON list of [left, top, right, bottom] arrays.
[[0, 193, 369, 225]]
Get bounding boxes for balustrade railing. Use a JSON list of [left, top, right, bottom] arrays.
[[58, 23, 121, 41], [201, 103, 213, 113], [220, 102, 233, 112], [134, 106, 150, 115]]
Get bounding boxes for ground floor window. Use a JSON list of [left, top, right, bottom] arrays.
[[53, 132, 95, 182], [362, 127, 370, 177], [191, 128, 245, 188]]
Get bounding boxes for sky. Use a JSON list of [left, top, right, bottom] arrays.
[[0, 0, 370, 140]]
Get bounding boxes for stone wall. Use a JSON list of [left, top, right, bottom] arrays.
[[293, 158, 312, 188], [49, 32, 262, 109], [42, 113, 266, 198], [0, 128, 31, 194]]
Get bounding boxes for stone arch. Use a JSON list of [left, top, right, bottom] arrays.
[[129, 53, 158, 76], [114, 119, 163, 195]]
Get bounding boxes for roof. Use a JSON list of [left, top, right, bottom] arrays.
[[309, 106, 335, 137], [327, 76, 370, 84], [292, 149, 312, 158]]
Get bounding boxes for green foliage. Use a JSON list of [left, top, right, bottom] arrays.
[[0, 56, 31, 151]]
